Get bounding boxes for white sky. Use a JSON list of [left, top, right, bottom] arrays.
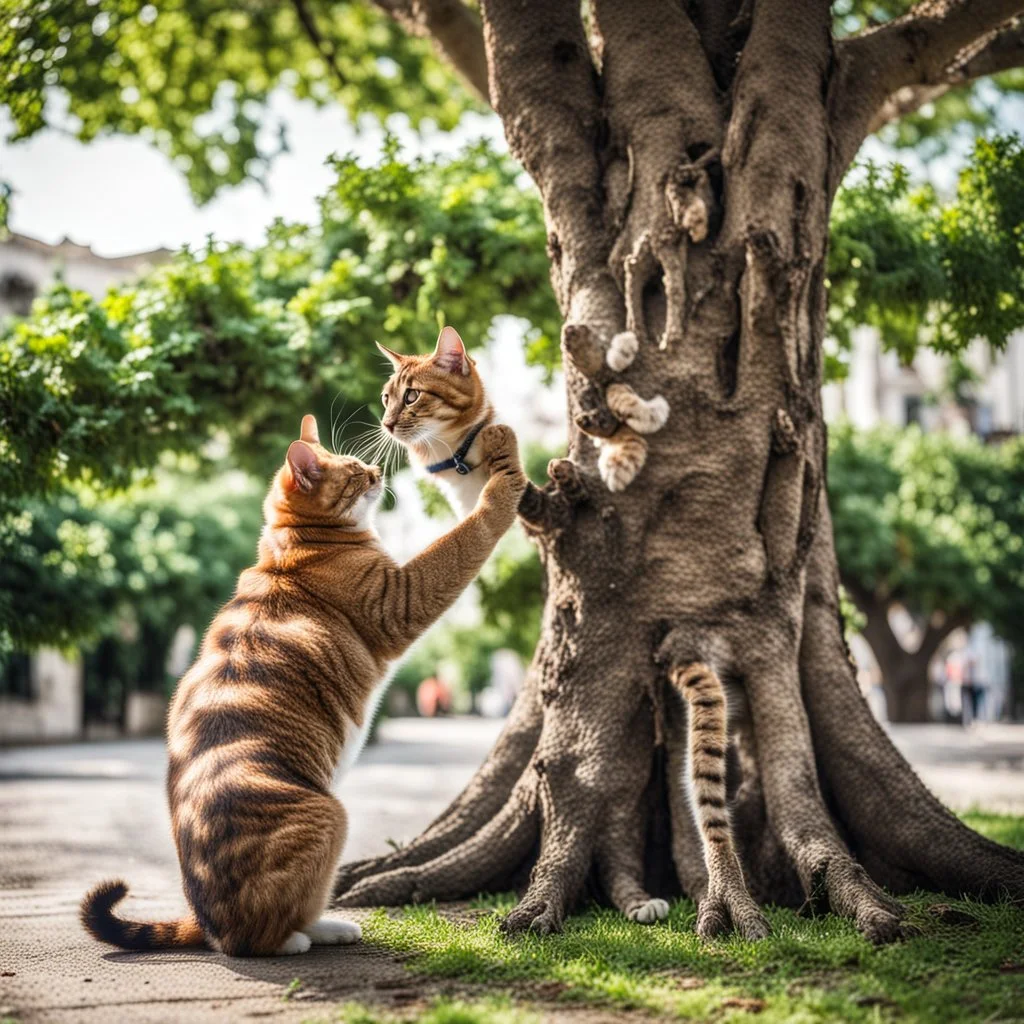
[[2, 90, 504, 257]]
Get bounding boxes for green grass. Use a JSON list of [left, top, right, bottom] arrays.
[[353, 813, 1024, 1023], [332, 997, 539, 1024]]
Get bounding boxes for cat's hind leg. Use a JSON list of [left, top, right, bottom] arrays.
[[275, 931, 312, 955], [302, 918, 362, 944]]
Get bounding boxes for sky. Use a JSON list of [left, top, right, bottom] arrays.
[[2, 90, 503, 257]]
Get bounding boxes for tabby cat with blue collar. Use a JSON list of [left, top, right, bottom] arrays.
[[376, 326, 505, 518], [376, 326, 768, 938]]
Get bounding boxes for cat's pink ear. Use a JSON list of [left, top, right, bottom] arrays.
[[433, 326, 470, 376], [300, 414, 320, 444], [284, 440, 322, 493], [375, 341, 405, 369]]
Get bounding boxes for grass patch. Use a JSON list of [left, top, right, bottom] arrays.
[[330, 996, 538, 1024], [360, 813, 1024, 1023]]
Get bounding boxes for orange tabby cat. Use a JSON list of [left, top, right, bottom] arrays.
[[80, 413, 526, 957], [376, 326, 500, 518]]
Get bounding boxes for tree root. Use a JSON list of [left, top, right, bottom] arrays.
[[337, 777, 538, 907], [332, 684, 542, 900], [801, 504, 1024, 905], [741, 623, 906, 943]]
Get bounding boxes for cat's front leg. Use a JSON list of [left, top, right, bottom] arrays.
[[381, 425, 526, 652]]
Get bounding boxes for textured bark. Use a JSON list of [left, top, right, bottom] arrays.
[[335, 0, 1024, 941]]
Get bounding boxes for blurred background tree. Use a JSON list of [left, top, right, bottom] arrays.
[[831, 425, 1024, 721]]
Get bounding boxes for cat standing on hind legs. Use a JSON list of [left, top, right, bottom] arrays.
[[80, 412, 526, 956]]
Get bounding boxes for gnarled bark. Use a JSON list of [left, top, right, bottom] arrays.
[[335, 0, 1024, 942]]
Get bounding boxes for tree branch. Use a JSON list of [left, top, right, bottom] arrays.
[[831, 3, 1024, 173], [291, 0, 348, 91], [371, 0, 490, 103], [865, 17, 1024, 133]]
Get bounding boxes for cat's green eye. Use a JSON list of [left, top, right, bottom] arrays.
[[404, 389, 420, 405]]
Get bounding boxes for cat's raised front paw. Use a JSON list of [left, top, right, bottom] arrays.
[[480, 424, 525, 488]]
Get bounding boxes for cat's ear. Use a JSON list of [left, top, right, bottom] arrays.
[[300, 414, 320, 444], [433, 326, 470, 376], [375, 341, 405, 370], [284, 440, 322, 493]]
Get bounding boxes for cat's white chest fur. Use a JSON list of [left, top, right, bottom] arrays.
[[429, 464, 487, 519], [334, 670, 392, 785], [412, 432, 488, 519]]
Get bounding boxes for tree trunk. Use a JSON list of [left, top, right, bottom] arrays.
[[335, 0, 1024, 942], [884, 672, 932, 725]]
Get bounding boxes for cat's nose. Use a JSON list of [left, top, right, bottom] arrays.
[[366, 467, 381, 485], [383, 422, 395, 434]]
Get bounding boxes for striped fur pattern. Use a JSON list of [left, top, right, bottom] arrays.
[[596, 427, 648, 492], [672, 663, 770, 940], [605, 383, 670, 434], [80, 413, 526, 957]]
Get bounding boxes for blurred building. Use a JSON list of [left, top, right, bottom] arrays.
[[0, 232, 171, 316], [0, 233, 170, 744], [823, 326, 1024, 439], [823, 327, 1022, 722]]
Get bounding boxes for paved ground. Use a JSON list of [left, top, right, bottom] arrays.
[[1, 717, 1021, 1023]]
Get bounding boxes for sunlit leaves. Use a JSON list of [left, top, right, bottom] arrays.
[[0, 140, 558, 499], [828, 136, 1024, 369], [1, 0, 479, 202], [829, 423, 1024, 644]]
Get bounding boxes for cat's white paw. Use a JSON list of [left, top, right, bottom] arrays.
[[607, 331, 639, 372], [598, 436, 646, 492], [628, 394, 669, 434], [275, 931, 312, 955], [628, 898, 669, 924], [303, 917, 362, 945]]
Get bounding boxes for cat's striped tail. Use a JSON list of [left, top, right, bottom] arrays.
[[672, 663, 731, 849], [670, 661, 770, 940], [80, 879, 206, 950]]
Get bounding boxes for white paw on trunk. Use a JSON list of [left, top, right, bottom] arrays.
[[606, 330, 639, 371]]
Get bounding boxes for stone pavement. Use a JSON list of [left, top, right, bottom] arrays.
[[0, 717, 1021, 1022]]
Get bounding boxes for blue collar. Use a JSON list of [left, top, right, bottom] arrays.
[[425, 420, 487, 476]]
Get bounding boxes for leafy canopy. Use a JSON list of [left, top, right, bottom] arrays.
[[828, 136, 1024, 370], [2, 0, 479, 202], [0, 139, 558, 501], [829, 423, 1024, 645], [5, 1, 1022, 204]]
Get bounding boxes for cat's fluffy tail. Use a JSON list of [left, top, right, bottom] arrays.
[[80, 879, 206, 950]]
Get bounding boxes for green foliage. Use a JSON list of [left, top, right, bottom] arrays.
[[363, 811, 1024, 1023], [0, 139, 558, 502], [339, 997, 537, 1024], [476, 534, 542, 662], [828, 137, 1024, 368], [0, 465, 260, 653], [0, 182, 10, 240], [829, 423, 1024, 644], [1, 0, 479, 202]]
